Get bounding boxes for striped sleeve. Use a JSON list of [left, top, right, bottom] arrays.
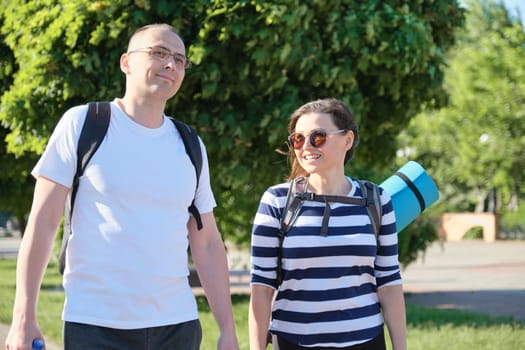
[[375, 186, 402, 288], [250, 183, 289, 289]]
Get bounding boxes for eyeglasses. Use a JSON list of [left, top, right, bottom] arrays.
[[288, 129, 348, 149], [127, 46, 191, 70]]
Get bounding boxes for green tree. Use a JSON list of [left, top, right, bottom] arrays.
[[397, 0, 525, 215], [1, 0, 464, 246], [0, 7, 35, 235], [0, 127, 35, 235]]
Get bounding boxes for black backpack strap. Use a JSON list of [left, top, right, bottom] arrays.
[[358, 180, 383, 242], [306, 193, 366, 236], [59, 102, 111, 274], [280, 177, 308, 234], [276, 177, 308, 285], [170, 118, 204, 230]]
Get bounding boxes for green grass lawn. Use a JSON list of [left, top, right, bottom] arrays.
[[1, 258, 524, 349]]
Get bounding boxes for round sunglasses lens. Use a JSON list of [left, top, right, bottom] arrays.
[[310, 131, 327, 147], [289, 134, 305, 149]]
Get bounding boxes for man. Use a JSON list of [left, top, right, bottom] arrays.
[[6, 23, 239, 350]]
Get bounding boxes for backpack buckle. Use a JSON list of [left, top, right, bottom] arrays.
[[296, 192, 314, 201]]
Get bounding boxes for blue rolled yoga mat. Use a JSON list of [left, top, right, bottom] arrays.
[[380, 161, 439, 232]]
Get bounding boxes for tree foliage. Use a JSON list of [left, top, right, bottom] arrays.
[[1, 0, 464, 246], [0, 7, 35, 234], [397, 0, 525, 216]]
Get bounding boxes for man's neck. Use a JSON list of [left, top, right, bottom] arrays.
[[117, 96, 166, 128]]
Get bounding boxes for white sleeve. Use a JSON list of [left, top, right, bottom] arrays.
[[32, 105, 88, 188]]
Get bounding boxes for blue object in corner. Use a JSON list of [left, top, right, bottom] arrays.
[[380, 161, 440, 232]]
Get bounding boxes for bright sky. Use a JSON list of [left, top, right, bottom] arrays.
[[502, 0, 525, 23], [460, 0, 525, 23]]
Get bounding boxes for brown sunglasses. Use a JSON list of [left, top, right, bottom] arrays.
[[288, 129, 347, 150]]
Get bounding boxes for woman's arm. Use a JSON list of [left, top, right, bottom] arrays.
[[378, 284, 407, 350], [249, 284, 275, 350]]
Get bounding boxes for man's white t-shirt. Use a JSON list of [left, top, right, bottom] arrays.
[[33, 100, 216, 329]]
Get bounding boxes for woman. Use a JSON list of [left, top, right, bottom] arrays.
[[249, 98, 406, 350]]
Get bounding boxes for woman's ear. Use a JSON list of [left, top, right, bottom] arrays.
[[345, 130, 355, 151]]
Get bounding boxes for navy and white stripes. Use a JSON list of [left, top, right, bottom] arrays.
[[250, 177, 402, 348]]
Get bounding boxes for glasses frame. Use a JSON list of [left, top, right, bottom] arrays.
[[127, 46, 191, 70], [288, 129, 348, 150]]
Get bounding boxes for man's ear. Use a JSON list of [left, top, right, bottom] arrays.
[[120, 53, 131, 74]]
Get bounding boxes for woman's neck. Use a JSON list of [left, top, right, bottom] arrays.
[[307, 173, 351, 195]]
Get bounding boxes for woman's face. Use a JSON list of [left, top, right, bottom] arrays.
[[292, 112, 353, 177]]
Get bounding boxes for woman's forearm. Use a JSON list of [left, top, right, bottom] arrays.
[[378, 284, 407, 350]]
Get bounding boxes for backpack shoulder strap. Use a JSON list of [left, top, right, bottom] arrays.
[[170, 118, 204, 230], [73, 102, 111, 205], [358, 180, 383, 241], [280, 177, 308, 234], [276, 177, 308, 285], [59, 101, 111, 274]]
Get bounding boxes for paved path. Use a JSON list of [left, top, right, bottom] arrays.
[[401, 240, 525, 321], [2, 237, 524, 348]]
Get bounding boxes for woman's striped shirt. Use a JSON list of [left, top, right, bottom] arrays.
[[250, 177, 402, 348]]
